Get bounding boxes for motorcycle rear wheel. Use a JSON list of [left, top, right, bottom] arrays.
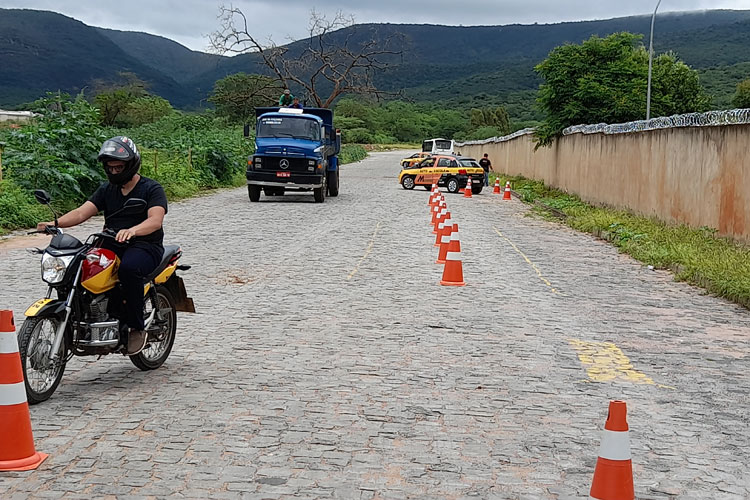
[[18, 316, 67, 404], [130, 285, 177, 371]]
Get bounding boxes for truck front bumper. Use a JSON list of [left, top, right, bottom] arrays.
[[247, 172, 324, 189]]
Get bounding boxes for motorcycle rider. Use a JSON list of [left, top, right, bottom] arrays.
[[36, 136, 168, 355]]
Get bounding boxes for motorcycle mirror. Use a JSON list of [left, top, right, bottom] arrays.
[[122, 198, 147, 215], [34, 189, 51, 205]]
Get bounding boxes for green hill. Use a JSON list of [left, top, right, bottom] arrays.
[[2, 8, 750, 117], [0, 9, 192, 107]]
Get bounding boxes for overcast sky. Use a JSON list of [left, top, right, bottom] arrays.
[[2, 0, 750, 52]]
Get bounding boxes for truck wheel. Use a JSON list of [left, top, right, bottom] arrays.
[[446, 177, 459, 194], [401, 176, 416, 190], [248, 185, 261, 202], [314, 177, 326, 203], [327, 170, 339, 197]]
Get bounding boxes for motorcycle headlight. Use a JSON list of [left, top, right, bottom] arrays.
[[41, 253, 74, 284]]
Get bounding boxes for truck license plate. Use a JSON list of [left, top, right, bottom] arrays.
[[276, 172, 291, 178]]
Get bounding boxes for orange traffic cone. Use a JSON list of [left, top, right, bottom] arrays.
[[430, 199, 444, 225], [434, 213, 451, 247], [463, 178, 473, 198], [436, 222, 458, 264], [590, 400, 634, 500], [503, 181, 512, 200], [429, 186, 439, 207], [0, 310, 48, 471], [433, 205, 448, 234], [439, 231, 466, 286], [493, 178, 501, 194]]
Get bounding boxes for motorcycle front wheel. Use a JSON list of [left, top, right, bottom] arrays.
[[18, 316, 67, 404], [130, 285, 177, 371]]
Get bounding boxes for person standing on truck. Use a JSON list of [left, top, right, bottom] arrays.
[[290, 97, 303, 109], [279, 89, 294, 107], [479, 153, 492, 187]]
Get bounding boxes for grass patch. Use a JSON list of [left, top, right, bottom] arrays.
[[340, 144, 368, 164], [0, 180, 56, 236], [489, 173, 750, 308]]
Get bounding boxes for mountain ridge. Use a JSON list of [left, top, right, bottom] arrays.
[[2, 8, 750, 116]]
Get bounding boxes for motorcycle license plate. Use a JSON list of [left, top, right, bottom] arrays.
[[276, 172, 291, 178]]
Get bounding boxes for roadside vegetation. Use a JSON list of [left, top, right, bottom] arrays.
[[490, 173, 750, 308]]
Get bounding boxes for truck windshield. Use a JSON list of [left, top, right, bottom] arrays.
[[257, 116, 321, 141]]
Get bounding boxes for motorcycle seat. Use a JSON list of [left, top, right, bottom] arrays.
[[146, 245, 182, 282]]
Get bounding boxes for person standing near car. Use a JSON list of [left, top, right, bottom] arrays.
[[36, 136, 168, 355], [479, 153, 492, 187]]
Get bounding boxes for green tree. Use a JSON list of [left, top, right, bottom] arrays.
[[118, 96, 173, 127], [469, 106, 511, 135], [535, 32, 710, 146], [732, 79, 750, 108], [209, 73, 282, 124], [93, 72, 149, 126]]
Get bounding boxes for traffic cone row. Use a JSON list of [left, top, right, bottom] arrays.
[[427, 193, 465, 286], [0, 310, 48, 471]]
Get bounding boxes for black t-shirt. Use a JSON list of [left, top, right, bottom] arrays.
[[479, 158, 492, 172], [89, 176, 168, 246]]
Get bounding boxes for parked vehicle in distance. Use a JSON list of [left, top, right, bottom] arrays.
[[401, 152, 431, 169], [398, 155, 484, 194], [422, 138, 454, 155]]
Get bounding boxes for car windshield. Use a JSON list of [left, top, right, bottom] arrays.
[[459, 159, 479, 167], [257, 116, 321, 141]]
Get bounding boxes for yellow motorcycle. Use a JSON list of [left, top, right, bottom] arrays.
[[19, 190, 194, 403]]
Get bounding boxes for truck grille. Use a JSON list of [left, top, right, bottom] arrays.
[[257, 157, 313, 173]]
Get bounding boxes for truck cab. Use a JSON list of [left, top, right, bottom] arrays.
[[246, 107, 341, 203]]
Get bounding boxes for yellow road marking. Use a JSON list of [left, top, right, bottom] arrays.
[[493, 227, 561, 294], [567, 339, 675, 389], [347, 221, 382, 280]]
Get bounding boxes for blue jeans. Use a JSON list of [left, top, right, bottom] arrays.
[[484, 172, 489, 186]]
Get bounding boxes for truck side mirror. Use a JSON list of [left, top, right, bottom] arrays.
[[243, 124, 250, 138]]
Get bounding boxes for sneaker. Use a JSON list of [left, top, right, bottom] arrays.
[[127, 330, 147, 355]]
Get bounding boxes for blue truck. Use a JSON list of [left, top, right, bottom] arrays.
[[246, 107, 341, 203]]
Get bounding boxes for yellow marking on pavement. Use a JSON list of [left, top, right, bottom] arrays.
[[347, 221, 382, 280], [568, 339, 674, 389], [493, 227, 560, 294]]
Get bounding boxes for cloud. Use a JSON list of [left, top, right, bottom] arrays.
[[1, 0, 749, 51]]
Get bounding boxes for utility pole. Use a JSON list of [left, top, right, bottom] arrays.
[[646, 0, 662, 120]]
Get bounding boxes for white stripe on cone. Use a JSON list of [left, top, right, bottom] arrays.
[[0, 332, 19, 354], [0, 382, 28, 406], [445, 251, 462, 261], [597, 429, 632, 461]]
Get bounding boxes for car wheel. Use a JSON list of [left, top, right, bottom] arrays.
[[401, 176, 416, 190], [446, 177, 459, 194], [471, 185, 483, 195]]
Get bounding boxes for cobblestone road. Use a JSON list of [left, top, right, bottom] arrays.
[[1, 151, 749, 499]]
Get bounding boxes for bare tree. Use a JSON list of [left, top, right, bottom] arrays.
[[210, 6, 403, 108]]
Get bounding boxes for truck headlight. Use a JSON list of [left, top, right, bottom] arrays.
[[41, 253, 74, 284]]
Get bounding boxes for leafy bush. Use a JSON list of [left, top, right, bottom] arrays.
[[2, 92, 107, 202], [340, 144, 367, 164], [0, 181, 50, 232]]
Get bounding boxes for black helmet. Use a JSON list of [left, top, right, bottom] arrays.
[[97, 136, 141, 185]]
